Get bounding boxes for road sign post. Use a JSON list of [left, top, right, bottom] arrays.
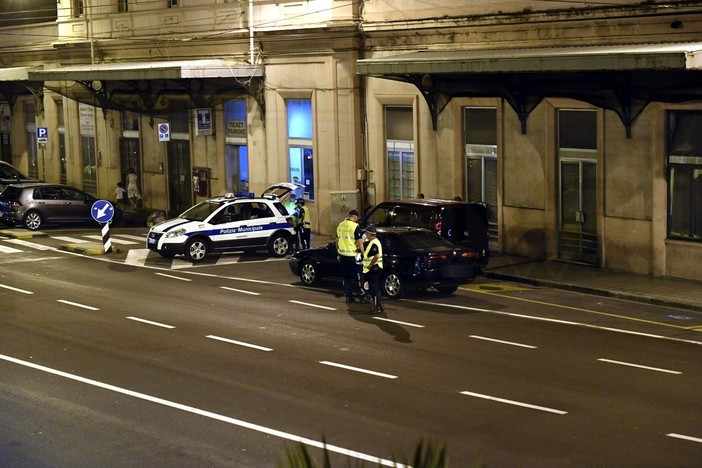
[[91, 200, 116, 254], [37, 127, 48, 181]]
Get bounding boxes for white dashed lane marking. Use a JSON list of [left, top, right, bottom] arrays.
[[126, 316, 175, 329]]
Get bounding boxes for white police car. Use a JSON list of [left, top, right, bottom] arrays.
[[146, 190, 298, 262]]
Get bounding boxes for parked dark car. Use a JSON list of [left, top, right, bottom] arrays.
[[363, 198, 490, 269], [289, 227, 477, 299], [0, 161, 38, 191], [0, 182, 121, 230]]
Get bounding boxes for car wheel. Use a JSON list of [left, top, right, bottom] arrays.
[[382, 269, 405, 299], [23, 210, 43, 230], [184, 237, 209, 262], [299, 259, 320, 285], [268, 233, 290, 257], [435, 285, 458, 295]]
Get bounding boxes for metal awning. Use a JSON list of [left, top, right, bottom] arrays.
[[357, 43, 702, 136], [357, 43, 702, 75], [28, 59, 262, 82], [0, 59, 265, 117], [0, 66, 35, 81]]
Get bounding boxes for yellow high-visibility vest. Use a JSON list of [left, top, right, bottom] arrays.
[[362, 237, 383, 273], [300, 205, 311, 228], [336, 219, 358, 256]]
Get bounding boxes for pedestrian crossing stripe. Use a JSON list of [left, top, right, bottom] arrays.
[[114, 234, 148, 242], [4, 238, 54, 250], [1, 236, 283, 269], [84, 234, 139, 245], [0, 244, 23, 254], [53, 236, 90, 243], [460, 282, 535, 293]]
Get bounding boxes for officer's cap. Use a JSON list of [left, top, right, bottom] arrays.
[[364, 226, 377, 234], [348, 209, 359, 217]]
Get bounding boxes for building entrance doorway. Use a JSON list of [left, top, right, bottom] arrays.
[[559, 159, 597, 264], [119, 137, 141, 188], [558, 109, 598, 265], [167, 140, 191, 216], [225, 144, 248, 194]]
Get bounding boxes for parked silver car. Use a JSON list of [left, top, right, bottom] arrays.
[[0, 182, 121, 230]]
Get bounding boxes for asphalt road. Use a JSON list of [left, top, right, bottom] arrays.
[[1, 227, 701, 467]]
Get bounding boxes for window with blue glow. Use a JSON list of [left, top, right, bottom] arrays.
[[287, 100, 312, 139], [286, 99, 314, 200]]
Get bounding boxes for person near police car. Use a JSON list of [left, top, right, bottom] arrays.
[[336, 209, 364, 303], [286, 193, 300, 252], [296, 198, 311, 250], [362, 226, 384, 314]]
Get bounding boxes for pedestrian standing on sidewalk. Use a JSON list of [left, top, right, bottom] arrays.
[[362, 226, 384, 314], [114, 182, 127, 210], [336, 209, 364, 303], [126, 167, 140, 211]]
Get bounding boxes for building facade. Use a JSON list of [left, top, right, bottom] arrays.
[[0, 0, 701, 281]]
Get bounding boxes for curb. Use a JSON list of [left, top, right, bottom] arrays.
[[483, 270, 702, 314], [0, 229, 48, 239], [59, 243, 121, 255]]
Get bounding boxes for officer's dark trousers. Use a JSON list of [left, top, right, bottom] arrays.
[[291, 228, 300, 252], [339, 255, 358, 299], [365, 267, 383, 311], [300, 228, 311, 250]]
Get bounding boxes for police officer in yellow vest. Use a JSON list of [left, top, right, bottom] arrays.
[[336, 209, 364, 303], [362, 226, 384, 314], [286, 194, 300, 252], [296, 198, 311, 250]]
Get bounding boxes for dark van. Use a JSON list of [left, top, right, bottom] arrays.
[[363, 199, 490, 269]]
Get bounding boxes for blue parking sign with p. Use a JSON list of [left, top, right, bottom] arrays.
[[37, 127, 48, 144]]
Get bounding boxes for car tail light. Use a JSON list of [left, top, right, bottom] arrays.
[[460, 250, 476, 258], [433, 220, 442, 234], [427, 253, 448, 266], [8, 200, 21, 208]]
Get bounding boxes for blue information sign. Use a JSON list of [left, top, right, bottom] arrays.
[[91, 200, 115, 223], [37, 127, 48, 144]]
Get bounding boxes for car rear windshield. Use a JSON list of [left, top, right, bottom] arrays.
[[440, 205, 488, 242], [393, 231, 453, 250], [0, 164, 26, 179], [366, 204, 434, 228], [274, 201, 289, 216], [0, 186, 22, 199]]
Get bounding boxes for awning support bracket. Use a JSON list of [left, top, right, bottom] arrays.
[[408, 74, 449, 131]]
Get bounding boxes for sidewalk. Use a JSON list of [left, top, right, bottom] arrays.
[[483, 254, 702, 313]]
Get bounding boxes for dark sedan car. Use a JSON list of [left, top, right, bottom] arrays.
[[0, 182, 121, 230], [289, 227, 477, 299]]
